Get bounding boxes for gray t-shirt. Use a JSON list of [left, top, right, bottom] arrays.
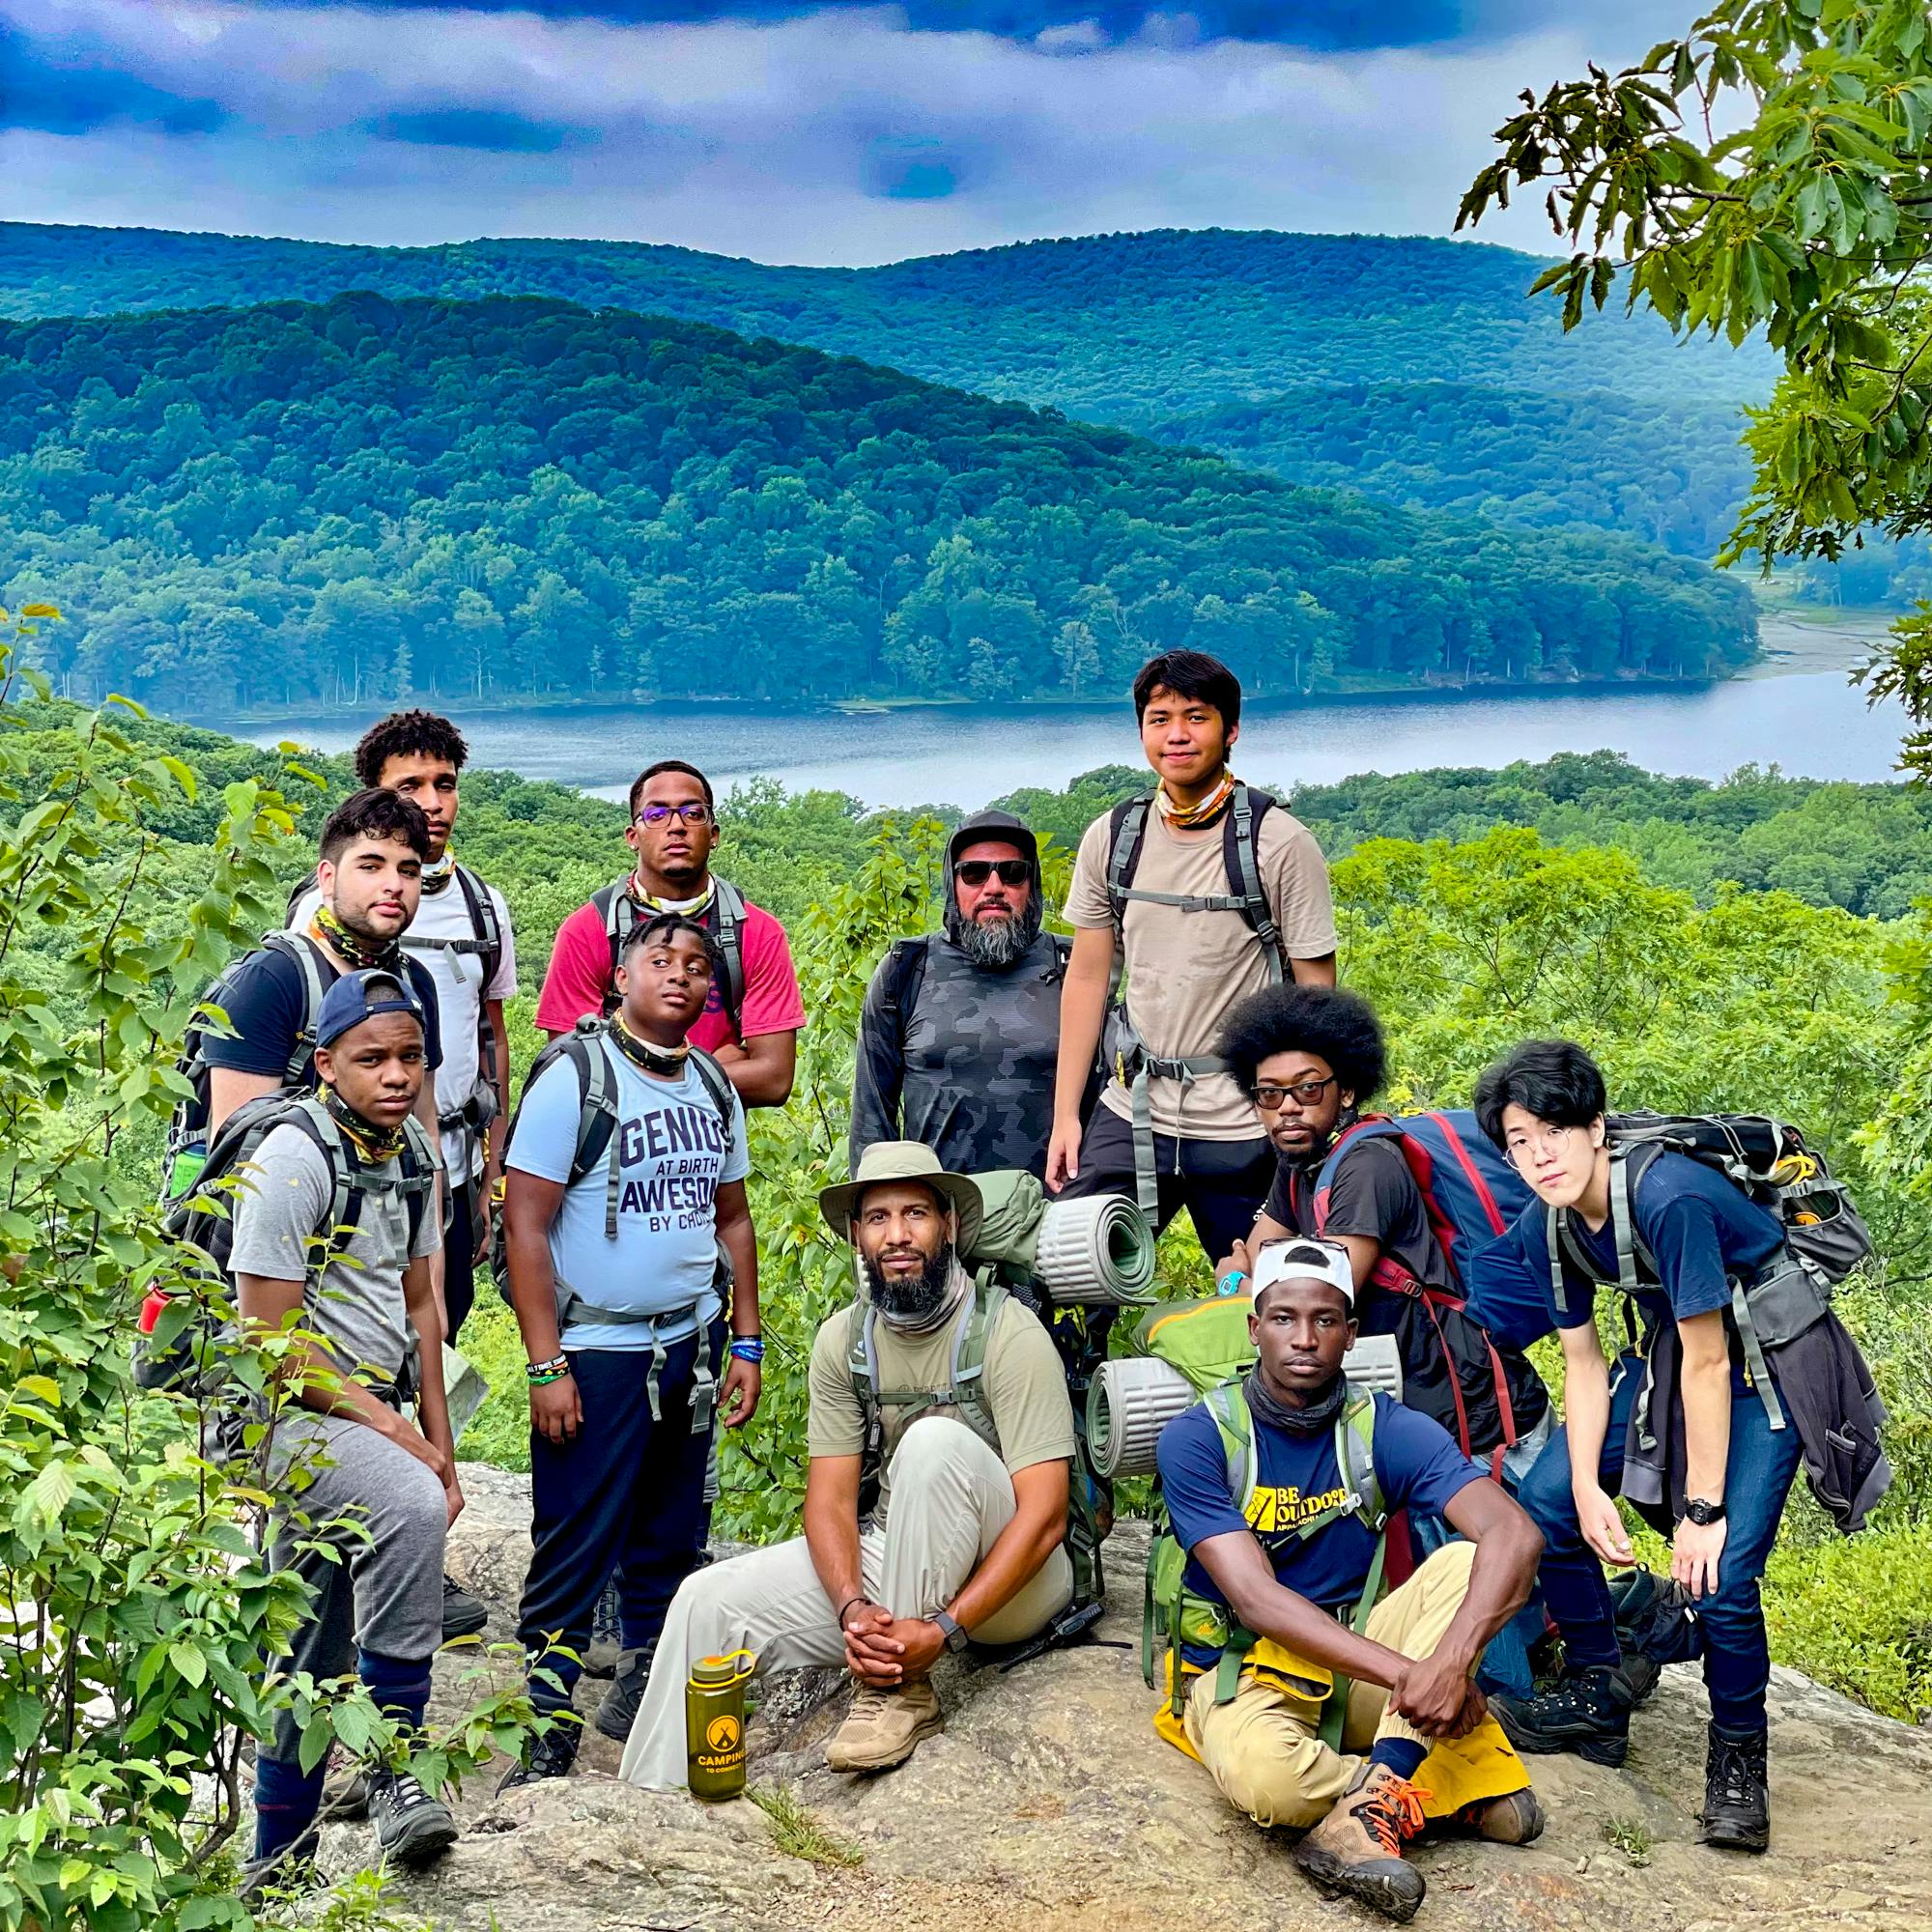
[[227, 1122, 441, 1385]]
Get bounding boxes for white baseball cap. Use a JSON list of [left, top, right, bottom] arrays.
[[1252, 1236, 1356, 1306]]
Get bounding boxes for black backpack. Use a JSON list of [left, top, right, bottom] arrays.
[[489, 1018, 738, 1331], [874, 931, 1073, 1036], [143, 1092, 437, 1395], [588, 878, 748, 1037], [1102, 783, 1283, 972], [160, 931, 333, 1202]]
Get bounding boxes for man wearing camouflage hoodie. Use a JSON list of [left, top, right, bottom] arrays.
[[850, 810, 1067, 1180]]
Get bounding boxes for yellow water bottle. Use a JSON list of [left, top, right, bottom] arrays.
[[686, 1649, 755, 1801]]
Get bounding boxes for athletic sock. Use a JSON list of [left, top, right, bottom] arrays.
[[1369, 1737, 1429, 1783], [252, 1752, 326, 1860], [357, 1646, 434, 1734]]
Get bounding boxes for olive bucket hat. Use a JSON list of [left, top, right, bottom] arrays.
[[818, 1141, 984, 1256]]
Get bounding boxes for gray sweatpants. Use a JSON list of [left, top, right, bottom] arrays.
[[265, 1410, 447, 1764], [618, 1415, 1074, 1790]]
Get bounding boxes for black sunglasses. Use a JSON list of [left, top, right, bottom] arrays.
[[954, 859, 1031, 887]]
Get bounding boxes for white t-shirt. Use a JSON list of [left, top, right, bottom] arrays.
[[291, 871, 517, 1178], [505, 1036, 750, 1350]]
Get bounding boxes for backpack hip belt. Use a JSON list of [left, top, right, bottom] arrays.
[[1122, 1037, 1230, 1219], [552, 1293, 721, 1435]]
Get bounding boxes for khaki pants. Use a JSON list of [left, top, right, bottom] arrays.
[[1182, 1542, 1528, 1829], [619, 1416, 1074, 1789]]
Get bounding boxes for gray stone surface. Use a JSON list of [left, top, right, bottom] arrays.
[[314, 1463, 1932, 1931]]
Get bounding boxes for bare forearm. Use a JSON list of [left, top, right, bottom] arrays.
[[407, 1281, 454, 1457], [1237, 1578, 1408, 1691], [1679, 1348, 1733, 1502], [804, 1487, 866, 1612], [506, 1226, 564, 1363], [1435, 1522, 1540, 1671], [1052, 966, 1108, 1125], [1563, 1340, 1612, 1492], [719, 1205, 759, 1334]]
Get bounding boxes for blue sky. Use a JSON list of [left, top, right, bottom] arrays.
[[2, 2, 1684, 265]]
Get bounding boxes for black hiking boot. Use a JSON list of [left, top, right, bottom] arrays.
[[594, 1643, 656, 1743], [584, 1577, 621, 1679], [1492, 1664, 1630, 1768], [441, 1573, 488, 1642], [1699, 1725, 1771, 1852], [496, 1715, 580, 1794], [367, 1764, 458, 1870], [1608, 1572, 1690, 1711]]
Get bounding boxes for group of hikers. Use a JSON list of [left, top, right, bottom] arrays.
[[158, 649, 1890, 1922]]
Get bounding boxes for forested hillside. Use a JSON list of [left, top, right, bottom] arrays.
[[0, 293, 1754, 716], [1, 222, 1777, 560]]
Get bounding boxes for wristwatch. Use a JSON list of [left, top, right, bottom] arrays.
[[1680, 1496, 1727, 1526], [932, 1609, 970, 1654]]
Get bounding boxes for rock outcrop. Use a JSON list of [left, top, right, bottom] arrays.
[[332, 1463, 1932, 1931]]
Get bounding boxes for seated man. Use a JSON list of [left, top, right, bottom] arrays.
[[619, 1142, 1075, 1789], [1156, 1238, 1544, 1924], [233, 970, 460, 1891]]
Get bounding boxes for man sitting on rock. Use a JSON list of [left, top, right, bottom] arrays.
[[619, 1142, 1076, 1788], [1155, 1238, 1545, 1923]]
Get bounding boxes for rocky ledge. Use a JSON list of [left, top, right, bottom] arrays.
[[318, 1463, 1932, 1932]]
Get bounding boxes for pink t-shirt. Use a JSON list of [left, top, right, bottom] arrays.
[[535, 889, 807, 1051]]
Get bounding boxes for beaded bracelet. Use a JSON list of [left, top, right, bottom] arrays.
[[729, 1336, 765, 1364], [526, 1354, 569, 1384]]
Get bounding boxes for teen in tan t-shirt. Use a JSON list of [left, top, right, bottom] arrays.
[[1049, 650, 1337, 1259]]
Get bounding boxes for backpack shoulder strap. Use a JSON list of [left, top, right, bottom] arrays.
[[1307, 1116, 1400, 1232], [1104, 797, 1152, 935], [454, 864, 504, 980], [950, 1278, 1007, 1454], [1046, 933, 1073, 979], [284, 867, 322, 930], [397, 1114, 439, 1254], [280, 1094, 359, 1275], [877, 936, 931, 1042], [685, 1045, 738, 1160], [591, 879, 637, 981], [1336, 1385, 1386, 1532], [259, 930, 332, 1089], [1204, 1379, 1258, 1520], [708, 878, 748, 1030], [1222, 783, 1283, 981]]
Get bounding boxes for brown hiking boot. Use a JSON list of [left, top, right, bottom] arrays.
[[1453, 1787, 1546, 1844], [1293, 1762, 1431, 1923], [824, 1679, 944, 1774]]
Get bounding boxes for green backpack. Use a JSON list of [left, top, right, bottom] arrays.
[[1143, 1377, 1386, 1749], [1128, 1292, 1260, 1393]]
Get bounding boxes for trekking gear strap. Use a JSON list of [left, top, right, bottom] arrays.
[[1730, 1280, 1786, 1433], [1127, 1049, 1228, 1219]]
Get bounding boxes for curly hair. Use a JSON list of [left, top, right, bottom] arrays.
[[353, 710, 469, 788], [319, 786, 431, 865], [1215, 983, 1387, 1103]]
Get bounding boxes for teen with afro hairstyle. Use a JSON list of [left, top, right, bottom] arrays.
[[1210, 983, 1551, 1461]]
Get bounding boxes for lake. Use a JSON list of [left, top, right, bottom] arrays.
[[246, 661, 1908, 810]]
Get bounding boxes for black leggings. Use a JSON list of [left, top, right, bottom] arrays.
[[443, 1179, 477, 1340], [1053, 1104, 1273, 1264]]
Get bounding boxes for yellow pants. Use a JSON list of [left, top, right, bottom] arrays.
[[1171, 1542, 1530, 1829]]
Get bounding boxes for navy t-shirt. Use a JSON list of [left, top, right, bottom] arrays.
[[1157, 1388, 1483, 1663], [1468, 1150, 1783, 1347], [200, 939, 443, 1093]]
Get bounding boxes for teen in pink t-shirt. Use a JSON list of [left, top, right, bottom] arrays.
[[537, 760, 806, 1108]]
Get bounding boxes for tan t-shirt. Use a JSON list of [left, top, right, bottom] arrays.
[[1064, 799, 1337, 1139], [808, 1293, 1076, 1527]]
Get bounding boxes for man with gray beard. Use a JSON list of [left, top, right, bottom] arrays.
[[617, 1143, 1076, 1788], [850, 810, 1068, 1179]]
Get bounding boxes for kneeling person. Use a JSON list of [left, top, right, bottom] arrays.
[[236, 971, 460, 1889], [619, 1142, 1075, 1789], [1156, 1240, 1544, 1923]]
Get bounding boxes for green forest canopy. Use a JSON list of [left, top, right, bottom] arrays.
[[0, 293, 1755, 716], [0, 221, 1798, 567]]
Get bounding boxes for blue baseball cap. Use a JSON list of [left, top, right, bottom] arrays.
[[316, 968, 427, 1050]]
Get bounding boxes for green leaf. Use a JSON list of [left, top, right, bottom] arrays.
[[168, 1640, 207, 1689], [28, 1461, 74, 1520]]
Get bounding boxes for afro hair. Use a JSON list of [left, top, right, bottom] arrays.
[[1215, 983, 1387, 1104]]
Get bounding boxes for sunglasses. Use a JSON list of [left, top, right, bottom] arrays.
[[1253, 1074, 1340, 1112], [954, 860, 1030, 887], [636, 802, 714, 828]]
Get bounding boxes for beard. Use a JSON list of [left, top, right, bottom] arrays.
[[951, 895, 1043, 969], [861, 1240, 957, 1322]]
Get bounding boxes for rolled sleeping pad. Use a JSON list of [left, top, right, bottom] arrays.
[[1087, 1356, 1195, 1479], [1033, 1193, 1158, 1306]]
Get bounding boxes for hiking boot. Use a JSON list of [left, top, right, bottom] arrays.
[[1607, 1649, 1662, 1711], [1700, 1725, 1771, 1853], [321, 1765, 369, 1823], [1292, 1762, 1430, 1923], [593, 1644, 655, 1743], [824, 1679, 944, 1774], [367, 1765, 457, 1870], [1492, 1664, 1630, 1768], [1453, 1787, 1546, 1845], [495, 1716, 581, 1794], [584, 1576, 621, 1679], [441, 1573, 488, 1642]]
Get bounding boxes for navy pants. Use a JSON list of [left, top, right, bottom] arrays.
[[1517, 1350, 1803, 1733], [518, 1323, 722, 1716]]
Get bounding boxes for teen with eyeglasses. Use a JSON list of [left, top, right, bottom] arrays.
[[850, 811, 1069, 1179], [535, 759, 805, 1109]]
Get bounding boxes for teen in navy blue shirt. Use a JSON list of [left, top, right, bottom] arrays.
[[1468, 1040, 1802, 1855]]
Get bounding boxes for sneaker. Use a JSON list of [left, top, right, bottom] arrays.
[[441, 1573, 488, 1642], [1452, 1787, 1546, 1844], [496, 1715, 581, 1794], [1292, 1762, 1430, 1923], [320, 1766, 369, 1823], [824, 1679, 944, 1774], [367, 1765, 458, 1871], [594, 1643, 656, 1743], [1700, 1724, 1771, 1853], [1492, 1664, 1631, 1768]]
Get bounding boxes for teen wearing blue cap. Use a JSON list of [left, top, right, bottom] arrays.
[[233, 968, 461, 1895]]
